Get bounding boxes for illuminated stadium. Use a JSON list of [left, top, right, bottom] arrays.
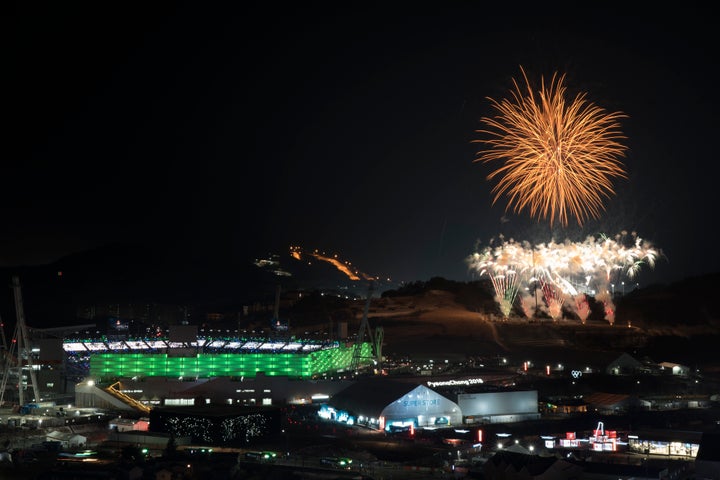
[[26, 291, 383, 412], [62, 288, 381, 384], [62, 329, 376, 413], [64, 336, 375, 381]]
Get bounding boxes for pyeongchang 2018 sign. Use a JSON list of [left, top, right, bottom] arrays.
[[427, 378, 484, 388]]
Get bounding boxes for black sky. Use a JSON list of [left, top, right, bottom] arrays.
[[5, 3, 718, 290]]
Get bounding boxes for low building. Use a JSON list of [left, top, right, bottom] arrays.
[[108, 416, 150, 432], [46, 430, 87, 449], [320, 378, 462, 430], [75, 374, 353, 411], [658, 361, 691, 376], [583, 392, 650, 414], [605, 353, 648, 375], [541, 397, 587, 414], [458, 390, 540, 424], [627, 429, 702, 458]]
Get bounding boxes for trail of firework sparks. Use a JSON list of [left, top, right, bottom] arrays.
[[575, 293, 591, 325], [485, 268, 521, 319], [539, 275, 564, 321]]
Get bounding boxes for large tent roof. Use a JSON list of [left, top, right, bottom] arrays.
[[328, 378, 424, 417]]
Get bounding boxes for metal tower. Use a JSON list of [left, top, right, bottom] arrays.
[[350, 282, 382, 373], [0, 276, 41, 406]]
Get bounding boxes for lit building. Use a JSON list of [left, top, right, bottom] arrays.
[[458, 390, 540, 424], [76, 374, 353, 411], [628, 429, 702, 458], [66, 333, 372, 411], [64, 336, 372, 381], [319, 378, 462, 430], [108, 416, 150, 432]]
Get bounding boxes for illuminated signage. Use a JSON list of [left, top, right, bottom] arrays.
[[427, 378, 483, 387], [401, 399, 438, 408]]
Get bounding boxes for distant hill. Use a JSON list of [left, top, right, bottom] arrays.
[[0, 242, 397, 329], [615, 272, 720, 331], [0, 242, 719, 341]]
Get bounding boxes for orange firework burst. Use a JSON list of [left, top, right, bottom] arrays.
[[474, 66, 628, 227]]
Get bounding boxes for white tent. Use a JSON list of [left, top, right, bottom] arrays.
[[503, 444, 530, 454]]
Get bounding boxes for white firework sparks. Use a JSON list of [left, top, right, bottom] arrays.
[[467, 231, 660, 324]]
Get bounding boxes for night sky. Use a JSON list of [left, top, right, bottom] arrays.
[[6, 3, 718, 290]]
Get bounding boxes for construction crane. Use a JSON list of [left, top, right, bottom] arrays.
[[0, 314, 12, 406], [0, 276, 41, 408], [350, 282, 383, 374], [0, 314, 7, 353]]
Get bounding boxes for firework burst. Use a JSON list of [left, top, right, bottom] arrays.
[[467, 237, 527, 319], [474, 66, 629, 227], [467, 232, 660, 324]]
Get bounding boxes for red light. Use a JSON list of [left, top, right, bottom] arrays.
[[477, 429, 483, 443]]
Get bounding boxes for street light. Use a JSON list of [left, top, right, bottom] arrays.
[[611, 284, 615, 296], [621, 281, 625, 295]]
